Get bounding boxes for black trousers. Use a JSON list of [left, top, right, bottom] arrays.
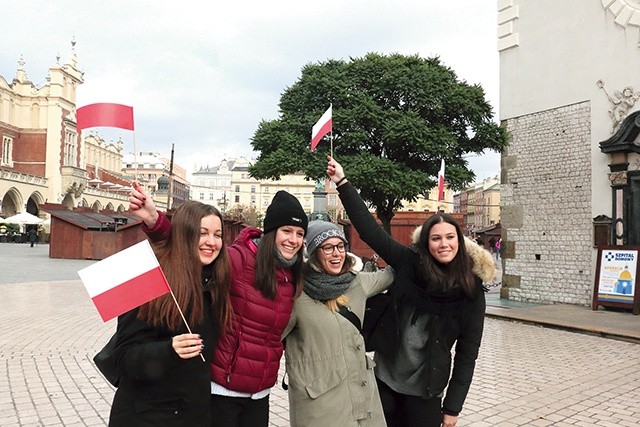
[[210, 393, 269, 427], [377, 378, 443, 427]]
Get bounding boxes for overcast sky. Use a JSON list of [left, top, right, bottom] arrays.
[[2, 0, 500, 182]]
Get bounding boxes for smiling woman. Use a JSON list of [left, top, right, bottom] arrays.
[[327, 156, 495, 427], [130, 186, 308, 427], [109, 200, 232, 426], [281, 220, 395, 426]]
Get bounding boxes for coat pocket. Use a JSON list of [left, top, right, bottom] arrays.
[[134, 397, 188, 416], [304, 365, 346, 399]]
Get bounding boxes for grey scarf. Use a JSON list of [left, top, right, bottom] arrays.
[[304, 269, 355, 301]]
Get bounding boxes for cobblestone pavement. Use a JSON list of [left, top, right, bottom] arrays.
[[1, 243, 639, 426]]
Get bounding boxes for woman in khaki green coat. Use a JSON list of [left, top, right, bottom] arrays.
[[282, 220, 394, 427]]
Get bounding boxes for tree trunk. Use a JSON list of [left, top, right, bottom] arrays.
[[376, 204, 395, 235]]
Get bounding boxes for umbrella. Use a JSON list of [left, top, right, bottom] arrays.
[[3, 212, 44, 225]]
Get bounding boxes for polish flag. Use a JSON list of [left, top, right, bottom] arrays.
[[437, 159, 445, 202], [76, 103, 135, 131], [78, 240, 170, 322], [311, 105, 332, 151]]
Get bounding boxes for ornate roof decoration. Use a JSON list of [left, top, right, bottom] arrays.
[[599, 109, 640, 153]]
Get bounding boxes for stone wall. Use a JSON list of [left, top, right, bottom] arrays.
[[501, 101, 593, 305]]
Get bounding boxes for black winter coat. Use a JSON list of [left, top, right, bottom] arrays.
[[109, 292, 216, 426], [338, 182, 488, 416]]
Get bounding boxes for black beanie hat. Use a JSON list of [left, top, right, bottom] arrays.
[[262, 190, 308, 234]]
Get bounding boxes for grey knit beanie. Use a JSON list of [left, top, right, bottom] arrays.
[[305, 220, 348, 256]]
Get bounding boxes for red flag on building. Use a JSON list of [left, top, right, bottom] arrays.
[[78, 240, 170, 322], [76, 103, 134, 131], [437, 159, 445, 201], [311, 105, 332, 151]]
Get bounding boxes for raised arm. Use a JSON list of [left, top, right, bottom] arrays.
[[128, 182, 171, 242], [327, 156, 409, 268]]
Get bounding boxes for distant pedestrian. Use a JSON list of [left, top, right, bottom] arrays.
[[488, 237, 496, 256], [495, 238, 502, 261], [28, 227, 37, 247]]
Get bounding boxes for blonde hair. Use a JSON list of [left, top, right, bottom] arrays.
[[325, 295, 350, 312]]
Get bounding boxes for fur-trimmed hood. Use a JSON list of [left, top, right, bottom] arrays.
[[412, 226, 496, 283]]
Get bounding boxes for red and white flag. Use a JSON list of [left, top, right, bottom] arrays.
[[311, 105, 332, 151], [78, 240, 170, 322], [437, 159, 445, 201], [76, 103, 135, 131]]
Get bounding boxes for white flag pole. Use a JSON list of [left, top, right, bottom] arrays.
[[330, 130, 334, 159]]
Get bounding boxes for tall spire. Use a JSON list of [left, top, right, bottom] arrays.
[[67, 36, 78, 69], [14, 54, 28, 83]]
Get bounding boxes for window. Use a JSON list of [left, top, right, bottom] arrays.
[[235, 195, 240, 203], [251, 185, 256, 193], [235, 185, 240, 193], [209, 193, 215, 200], [264, 186, 269, 193], [251, 195, 256, 205], [1, 135, 13, 166], [199, 193, 205, 200], [63, 130, 77, 166]]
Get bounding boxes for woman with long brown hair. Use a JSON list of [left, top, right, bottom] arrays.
[[129, 186, 307, 427], [327, 156, 495, 427], [109, 198, 231, 426]]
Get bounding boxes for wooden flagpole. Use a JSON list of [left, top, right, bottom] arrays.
[[168, 289, 206, 362]]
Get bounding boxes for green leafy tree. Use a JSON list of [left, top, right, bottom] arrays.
[[250, 53, 508, 232]]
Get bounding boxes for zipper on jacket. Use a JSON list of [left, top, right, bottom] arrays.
[[226, 331, 243, 383]]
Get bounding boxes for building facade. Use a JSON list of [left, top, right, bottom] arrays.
[[399, 186, 453, 214], [190, 157, 317, 221], [498, 0, 640, 305], [0, 43, 132, 220], [122, 151, 190, 210]]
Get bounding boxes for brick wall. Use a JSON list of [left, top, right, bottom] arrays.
[[501, 101, 593, 305]]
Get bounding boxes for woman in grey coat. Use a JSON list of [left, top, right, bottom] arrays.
[[283, 220, 394, 427]]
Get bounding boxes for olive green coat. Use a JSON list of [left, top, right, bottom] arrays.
[[283, 261, 394, 427]]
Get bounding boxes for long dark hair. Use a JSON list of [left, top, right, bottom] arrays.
[[416, 213, 476, 297], [254, 229, 303, 299], [138, 201, 232, 333]]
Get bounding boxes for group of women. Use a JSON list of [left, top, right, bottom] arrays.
[[106, 156, 495, 427]]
